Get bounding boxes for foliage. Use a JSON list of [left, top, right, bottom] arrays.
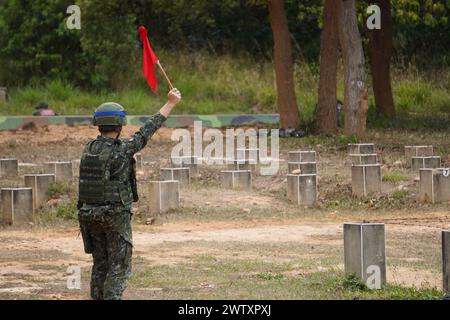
[[54, 198, 78, 220], [390, 0, 450, 67], [342, 273, 369, 291], [47, 180, 73, 198], [0, 0, 448, 88], [0, 0, 87, 86], [76, 0, 137, 89], [0, 52, 448, 130]]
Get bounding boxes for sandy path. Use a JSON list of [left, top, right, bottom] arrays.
[[1, 215, 445, 297]]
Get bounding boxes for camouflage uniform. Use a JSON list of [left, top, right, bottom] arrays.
[[78, 112, 166, 300]]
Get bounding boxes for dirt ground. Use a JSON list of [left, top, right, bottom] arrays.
[[0, 124, 449, 299], [0, 213, 447, 299]]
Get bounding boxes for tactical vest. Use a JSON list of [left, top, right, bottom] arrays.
[[78, 139, 137, 206]]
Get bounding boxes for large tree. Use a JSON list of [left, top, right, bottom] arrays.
[[337, 0, 368, 138], [315, 0, 340, 134], [366, 0, 396, 117], [268, 0, 300, 129]]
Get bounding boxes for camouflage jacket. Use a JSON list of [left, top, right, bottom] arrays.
[[78, 112, 166, 211]]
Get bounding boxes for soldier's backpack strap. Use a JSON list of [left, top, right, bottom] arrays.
[[130, 155, 139, 202]]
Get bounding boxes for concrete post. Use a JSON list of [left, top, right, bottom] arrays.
[[221, 170, 252, 190], [287, 162, 317, 174], [349, 154, 379, 165], [0, 87, 7, 102], [0, 158, 19, 177], [419, 168, 450, 203], [148, 181, 180, 213], [288, 151, 316, 163], [411, 156, 441, 172], [286, 174, 317, 205], [352, 164, 382, 197], [171, 156, 199, 177], [1, 188, 34, 225], [443, 230, 450, 294], [405, 146, 434, 168], [160, 167, 190, 186], [233, 131, 259, 149], [24, 174, 56, 209], [201, 157, 226, 167], [348, 143, 375, 155], [405, 145, 433, 158], [344, 223, 386, 289], [226, 159, 256, 172], [44, 161, 73, 182], [71, 159, 81, 178], [236, 148, 259, 164]]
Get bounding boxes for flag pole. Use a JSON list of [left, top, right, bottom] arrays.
[[156, 61, 174, 90]]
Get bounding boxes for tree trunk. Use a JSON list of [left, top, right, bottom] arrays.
[[315, 0, 340, 134], [367, 0, 396, 117], [268, 0, 300, 129], [337, 0, 368, 138]]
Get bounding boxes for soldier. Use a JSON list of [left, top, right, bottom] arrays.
[[77, 88, 182, 300], [33, 101, 58, 116]]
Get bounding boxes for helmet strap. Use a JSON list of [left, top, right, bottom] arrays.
[[115, 126, 122, 140]]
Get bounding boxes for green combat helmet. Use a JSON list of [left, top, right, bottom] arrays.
[[92, 102, 127, 126], [35, 101, 49, 109]]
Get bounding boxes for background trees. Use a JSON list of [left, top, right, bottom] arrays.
[[0, 0, 86, 86], [1, 0, 447, 88], [315, 0, 339, 135], [0, 0, 448, 134], [365, 0, 395, 117], [337, 0, 368, 137], [268, 0, 300, 129]]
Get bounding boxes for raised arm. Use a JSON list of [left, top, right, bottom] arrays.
[[126, 88, 182, 154]]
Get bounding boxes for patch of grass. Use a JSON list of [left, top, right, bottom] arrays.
[[128, 256, 443, 300], [336, 134, 360, 145], [342, 273, 369, 291], [321, 186, 425, 211], [394, 76, 449, 115], [6, 139, 17, 149], [35, 199, 78, 225], [46, 79, 74, 101], [53, 199, 78, 220], [256, 273, 284, 281], [47, 181, 73, 198], [340, 273, 442, 299], [383, 170, 410, 182]]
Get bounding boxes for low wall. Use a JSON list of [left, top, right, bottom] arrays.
[[0, 114, 280, 131]]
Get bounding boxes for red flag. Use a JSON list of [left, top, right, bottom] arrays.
[[138, 26, 159, 94]]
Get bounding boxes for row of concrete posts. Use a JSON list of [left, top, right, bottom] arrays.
[[0, 159, 74, 224]]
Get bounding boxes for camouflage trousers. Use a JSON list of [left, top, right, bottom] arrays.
[[78, 206, 133, 300]]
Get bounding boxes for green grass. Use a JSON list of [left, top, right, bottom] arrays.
[[127, 256, 443, 300], [0, 51, 449, 129], [383, 170, 411, 183], [47, 181, 73, 198], [35, 199, 78, 224]]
